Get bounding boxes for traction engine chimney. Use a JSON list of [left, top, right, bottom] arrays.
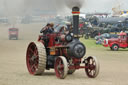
[[72, 7, 80, 37]]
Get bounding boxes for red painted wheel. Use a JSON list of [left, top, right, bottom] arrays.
[[54, 56, 68, 79], [85, 56, 100, 78], [26, 41, 46, 75], [112, 44, 119, 51], [68, 59, 76, 74]]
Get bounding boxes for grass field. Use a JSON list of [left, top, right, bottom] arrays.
[[80, 38, 102, 48], [80, 38, 128, 51]]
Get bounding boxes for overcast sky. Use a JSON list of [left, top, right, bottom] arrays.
[[83, 0, 128, 13], [0, 0, 128, 16]]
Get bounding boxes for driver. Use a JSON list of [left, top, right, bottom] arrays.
[[40, 23, 51, 34], [40, 23, 54, 35], [50, 23, 54, 33]]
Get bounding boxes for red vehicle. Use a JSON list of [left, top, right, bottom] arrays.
[[103, 32, 128, 51], [26, 7, 100, 79], [9, 28, 18, 40]]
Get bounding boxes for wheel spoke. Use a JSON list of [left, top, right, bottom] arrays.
[[93, 70, 96, 75], [33, 58, 38, 67], [88, 69, 91, 73], [28, 53, 32, 58], [34, 47, 38, 56], [29, 59, 33, 65], [92, 59, 96, 65], [59, 59, 62, 65], [29, 48, 34, 53], [60, 64, 64, 68], [90, 58, 93, 64], [89, 70, 92, 76], [91, 70, 94, 76], [31, 64, 36, 72]]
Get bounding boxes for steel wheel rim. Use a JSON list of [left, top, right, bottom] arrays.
[[85, 57, 97, 78], [26, 43, 39, 74], [114, 46, 117, 49], [55, 57, 64, 78]]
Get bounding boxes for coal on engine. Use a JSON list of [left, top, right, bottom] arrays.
[[26, 7, 100, 79]]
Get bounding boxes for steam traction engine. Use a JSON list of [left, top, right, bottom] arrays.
[[26, 7, 100, 79]]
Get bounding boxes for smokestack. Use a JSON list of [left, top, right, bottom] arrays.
[[72, 7, 80, 37]]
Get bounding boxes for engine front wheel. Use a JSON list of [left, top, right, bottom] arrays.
[[85, 56, 100, 78], [54, 56, 68, 79], [26, 41, 46, 75]]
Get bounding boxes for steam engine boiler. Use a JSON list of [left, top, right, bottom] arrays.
[[26, 7, 100, 79]]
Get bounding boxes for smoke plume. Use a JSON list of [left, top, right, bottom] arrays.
[[23, 0, 86, 14], [65, 0, 85, 9]]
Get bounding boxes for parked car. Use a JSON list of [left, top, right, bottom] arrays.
[[95, 33, 118, 44], [95, 33, 110, 40]]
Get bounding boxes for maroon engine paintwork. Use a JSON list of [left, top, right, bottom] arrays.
[[38, 33, 70, 57], [38, 33, 92, 70]]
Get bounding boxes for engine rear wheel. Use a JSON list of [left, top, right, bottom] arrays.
[[54, 56, 68, 79], [26, 41, 46, 75], [85, 56, 100, 78]]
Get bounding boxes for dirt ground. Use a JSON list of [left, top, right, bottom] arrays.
[[0, 23, 128, 85]]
